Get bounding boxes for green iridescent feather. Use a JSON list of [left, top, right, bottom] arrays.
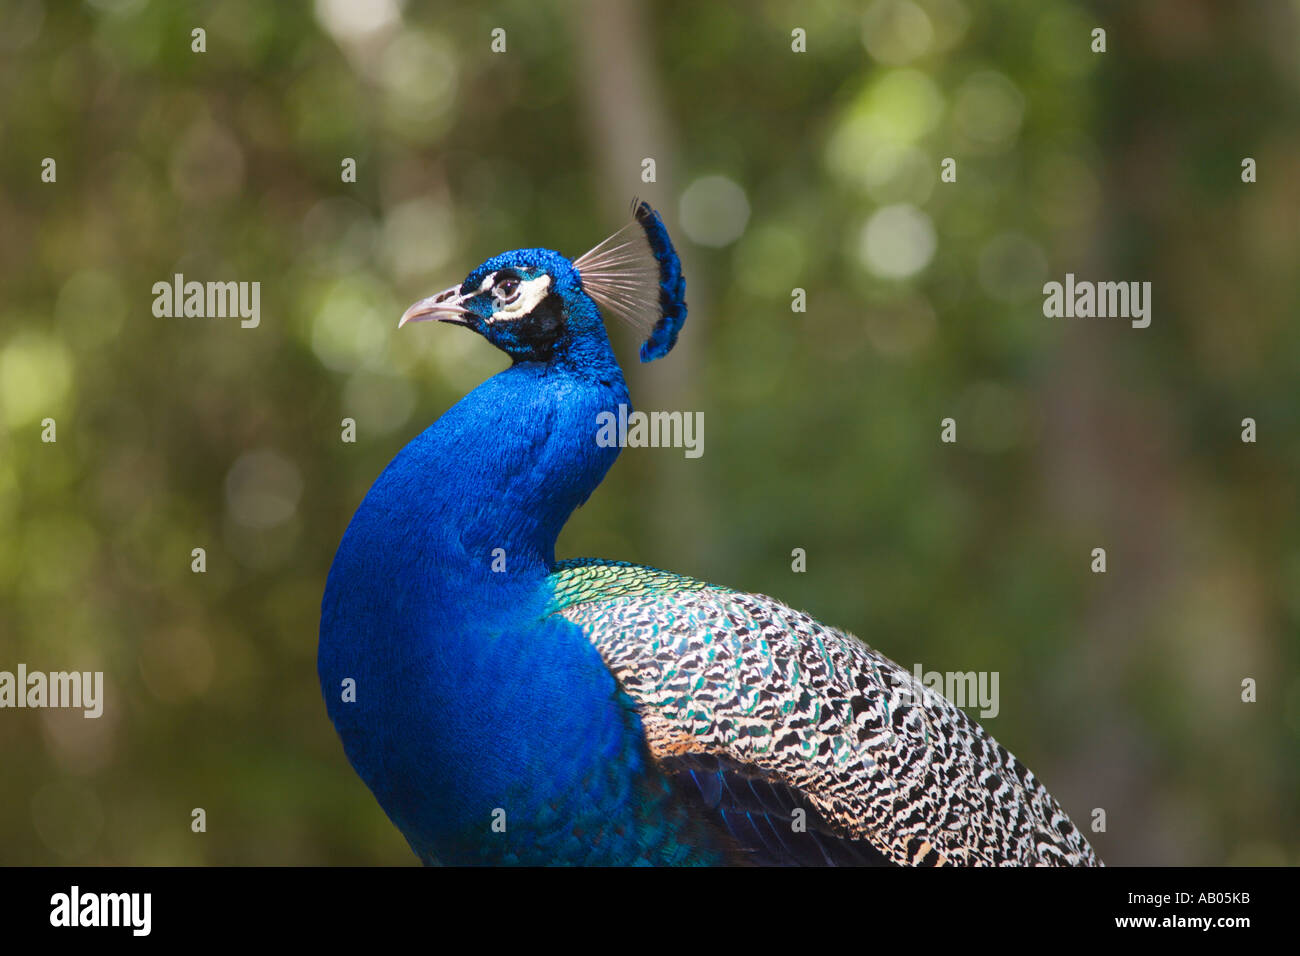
[[547, 558, 724, 615]]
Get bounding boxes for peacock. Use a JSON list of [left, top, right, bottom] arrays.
[[318, 201, 1100, 866]]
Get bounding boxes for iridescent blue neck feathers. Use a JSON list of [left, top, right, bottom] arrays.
[[318, 203, 699, 863]]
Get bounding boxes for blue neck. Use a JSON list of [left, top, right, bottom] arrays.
[[320, 345, 639, 858]]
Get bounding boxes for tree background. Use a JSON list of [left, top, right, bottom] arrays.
[[0, 0, 1297, 864]]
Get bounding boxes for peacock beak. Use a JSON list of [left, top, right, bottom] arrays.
[[398, 285, 473, 328]]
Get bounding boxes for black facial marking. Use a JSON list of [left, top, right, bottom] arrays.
[[509, 291, 566, 363]]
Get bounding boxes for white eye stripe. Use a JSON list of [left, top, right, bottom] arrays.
[[487, 274, 552, 324]]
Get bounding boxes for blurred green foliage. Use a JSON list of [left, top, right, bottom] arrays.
[[1, 0, 1297, 865]]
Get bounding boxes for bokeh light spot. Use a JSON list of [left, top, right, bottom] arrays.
[[858, 204, 936, 279], [953, 70, 1026, 154], [0, 333, 74, 428], [862, 0, 934, 65], [679, 176, 751, 248], [224, 449, 303, 530]]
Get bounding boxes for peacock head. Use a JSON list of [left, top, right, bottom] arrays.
[[399, 200, 687, 365]]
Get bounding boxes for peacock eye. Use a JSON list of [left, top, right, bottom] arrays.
[[495, 278, 521, 300]]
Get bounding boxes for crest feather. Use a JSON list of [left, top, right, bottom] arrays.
[[574, 200, 687, 362]]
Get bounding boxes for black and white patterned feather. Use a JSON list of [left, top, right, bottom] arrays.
[[551, 561, 1100, 867]]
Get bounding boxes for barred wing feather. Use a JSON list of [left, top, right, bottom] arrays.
[[550, 559, 1100, 867]]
